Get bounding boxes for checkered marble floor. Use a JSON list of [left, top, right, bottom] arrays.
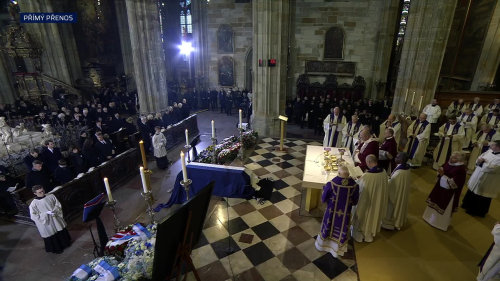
[[188, 138, 359, 281]]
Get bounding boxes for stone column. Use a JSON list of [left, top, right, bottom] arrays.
[[0, 54, 16, 104], [115, 0, 135, 91], [192, 0, 209, 90], [393, 0, 457, 114], [471, 0, 500, 90], [18, 0, 79, 85], [125, 0, 168, 114], [252, 0, 290, 137], [369, 0, 400, 99]]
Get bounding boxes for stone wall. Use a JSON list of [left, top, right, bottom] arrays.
[[206, 0, 253, 90], [290, 0, 386, 99]]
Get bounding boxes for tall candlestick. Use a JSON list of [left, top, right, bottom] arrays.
[[104, 177, 113, 201], [239, 109, 242, 129], [185, 129, 189, 146], [140, 167, 148, 193], [211, 120, 215, 138], [139, 140, 147, 170], [404, 89, 408, 103], [418, 95, 423, 111], [411, 91, 415, 105], [180, 151, 188, 182]]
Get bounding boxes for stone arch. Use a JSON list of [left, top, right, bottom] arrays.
[[217, 24, 234, 54], [324, 26, 344, 59]]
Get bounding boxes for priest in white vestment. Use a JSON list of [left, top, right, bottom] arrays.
[[342, 115, 362, 154], [352, 154, 388, 243], [323, 107, 347, 147], [480, 109, 500, 132], [422, 99, 442, 133], [423, 152, 466, 231], [378, 114, 402, 146], [404, 113, 431, 168], [485, 98, 500, 114], [432, 115, 465, 170], [382, 152, 411, 231], [458, 108, 478, 149], [29, 185, 71, 253], [477, 223, 500, 281], [446, 98, 466, 118], [468, 124, 500, 173], [467, 97, 484, 117], [462, 141, 500, 217]]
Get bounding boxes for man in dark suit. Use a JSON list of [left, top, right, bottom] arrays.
[[94, 132, 115, 164], [53, 159, 74, 185], [40, 141, 62, 173], [23, 149, 41, 171], [108, 113, 126, 133], [25, 160, 54, 192]]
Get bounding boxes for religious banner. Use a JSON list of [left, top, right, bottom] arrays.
[[305, 60, 356, 76]]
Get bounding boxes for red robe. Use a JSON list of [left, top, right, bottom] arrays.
[[379, 137, 397, 173], [426, 162, 466, 213], [356, 139, 379, 172]]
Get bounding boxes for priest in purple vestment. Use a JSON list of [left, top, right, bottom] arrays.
[[422, 152, 466, 231], [379, 128, 398, 174], [315, 165, 359, 258], [355, 128, 379, 172]]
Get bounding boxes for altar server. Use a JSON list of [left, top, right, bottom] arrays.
[[468, 124, 499, 173], [462, 140, 500, 217], [458, 108, 478, 149], [152, 126, 169, 170], [342, 115, 362, 154], [354, 128, 379, 172], [323, 107, 347, 147], [379, 128, 398, 174], [382, 152, 411, 230], [405, 113, 431, 168], [423, 152, 466, 231], [432, 115, 464, 170], [378, 114, 401, 146], [422, 99, 442, 133], [352, 155, 388, 243], [29, 185, 71, 253], [315, 166, 359, 257]]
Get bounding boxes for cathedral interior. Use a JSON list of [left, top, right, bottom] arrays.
[[0, 0, 499, 280]]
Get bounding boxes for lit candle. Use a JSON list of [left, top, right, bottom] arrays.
[[239, 109, 242, 129], [411, 91, 415, 105], [418, 95, 423, 110], [185, 129, 189, 146], [180, 151, 188, 182], [404, 89, 408, 103], [211, 120, 215, 138], [104, 177, 113, 201], [139, 140, 147, 170], [140, 166, 148, 193]]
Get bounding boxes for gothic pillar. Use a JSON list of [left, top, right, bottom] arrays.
[[252, 0, 290, 137], [0, 54, 16, 104], [115, 0, 135, 91], [393, 0, 457, 114], [369, 0, 399, 99], [471, 0, 500, 90], [18, 0, 79, 85], [192, 0, 209, 90], [125, 0, 168, 113]]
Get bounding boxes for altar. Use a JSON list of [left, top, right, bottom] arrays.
[[302, 145, 362, 211]]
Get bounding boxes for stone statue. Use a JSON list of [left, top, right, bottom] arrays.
[[0, 117, 13, 144], [12, 123, 27, 138]]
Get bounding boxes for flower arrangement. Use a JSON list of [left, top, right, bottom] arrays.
[[195, 130, 258, 164]]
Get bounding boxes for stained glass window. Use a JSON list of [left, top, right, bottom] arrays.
[[180, 0, 192, 37]]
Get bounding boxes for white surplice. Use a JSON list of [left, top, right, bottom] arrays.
[[468, 131, 500, 172], [477, 224, 500, 281], [468, 150, 500, 198], [323, 114, 347, 147], [458, 113, 478, 149], [422, 104, 442, 124], [29, 194, 67, 238]]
